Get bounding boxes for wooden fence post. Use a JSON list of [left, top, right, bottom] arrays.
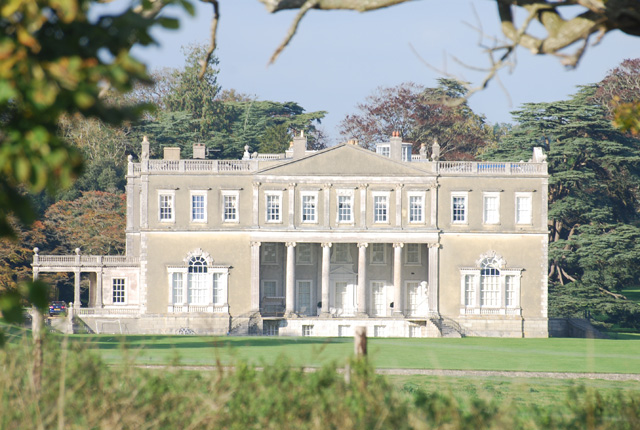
[[354, 326, 367, 358]]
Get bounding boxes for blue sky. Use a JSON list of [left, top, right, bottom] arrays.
[[119, 0, 640, 144]]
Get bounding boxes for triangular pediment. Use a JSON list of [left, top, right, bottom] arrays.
[[330, 265, 356, 276], [256, 144, 429, 178]]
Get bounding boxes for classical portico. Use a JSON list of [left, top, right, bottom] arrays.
[[250, 234, 439, 322]]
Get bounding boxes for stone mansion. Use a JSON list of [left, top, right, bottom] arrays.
[[32, 133, 549, 337]]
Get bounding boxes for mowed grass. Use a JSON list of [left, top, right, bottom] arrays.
[[82, 335, 640, 374], [388, 374, 640, 409], [622, 286, 640, 304]]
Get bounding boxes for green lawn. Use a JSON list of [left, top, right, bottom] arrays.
[[622, 286, 640, 304], [81, 335, 640, 374], [388, 374, 640, 410]]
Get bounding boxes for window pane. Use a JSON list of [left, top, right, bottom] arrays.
[[302, 195, 316, 222], [409, 195, 423, 222], [452, 196, 466, 222], [374, 196, 388, 222], [297, 243, 312, 264], [516, 196, 532, 224], [484, 196, 499, 224], [338, 195, 352, 222], [160, 195, 173, 220], [192, 195, 205, 221], [266, 194, 280, 222], [506, 275, 516, 307], [172, 273, 183, 304], [464, 275, 475, 306], [113, 278, 125, 303], [406, 243, 420, 264], [224, 195, 237, 221], [371, 243, 385, 264]]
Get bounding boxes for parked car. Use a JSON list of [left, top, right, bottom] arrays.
[[49, 301, 67, 317]]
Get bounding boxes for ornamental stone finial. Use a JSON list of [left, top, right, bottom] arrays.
[[33, 247, 39, 255], [75, 248, 81, 255]]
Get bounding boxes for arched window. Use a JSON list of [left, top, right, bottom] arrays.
[[480, 257, 500, 307], [188, 256, 208, 304], [459, 251, 523, 315]]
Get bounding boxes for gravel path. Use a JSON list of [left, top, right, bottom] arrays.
[[133, 364, 640, 381]]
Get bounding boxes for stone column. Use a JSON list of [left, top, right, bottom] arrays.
[[74, 248, 81, 308], [285, 242, 296, 314], [321, 243, 331, 316], [359, 184, 368, 228], [357, 243, 368, 316], [250, 242, 261, 312], [428, 243, 440, 316], [393, 243, 404, 316], [96, 262, 103, 308], [395, 184, 404, 228], [252, 182, 261, 227], [74, 270, 81, 309]]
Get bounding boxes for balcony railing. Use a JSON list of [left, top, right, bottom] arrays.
[[34, 255, 139, 267], [437, 161, 546, 175], [77, 307, 140, 316], [131, 159, 259, 174]]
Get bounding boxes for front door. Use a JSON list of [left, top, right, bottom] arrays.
[[371, 282, 386, 317]]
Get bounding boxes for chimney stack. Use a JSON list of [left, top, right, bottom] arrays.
[[390, 131, 402, 161], [293, 130, 308, 159], [193, 143, 206, 159]]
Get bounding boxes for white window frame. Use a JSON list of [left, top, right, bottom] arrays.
[[408, 191, 426, 224], [515, 192, 533, 225], [112, 278, 126, 304], [331, 243, 352, 263], [483, 192, 500, 225], [370, 243, 387, 265], [336, 189, 354, 224], [261, 243, 278, 265], [167, 258, 230, 313], [221, 190, 239, 223], [190, 191, 207, 223], [265, 191, 283, 223], [302, 325, 314, 336], [158, 190, 175, 223], [296, 243, 313, 265], [262, 280, 278, 298], [372, 191, 390, 224], [405, 243, 421, 265], [296, 280, 313, 315], [300, 191, 318, 224], [373, 325, 387, 337], [405, 281, 422, 316], [459, 253, 522, 316], [451, 192, 468, 224]]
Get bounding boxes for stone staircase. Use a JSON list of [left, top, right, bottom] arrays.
[[430, 316, 465, 338]]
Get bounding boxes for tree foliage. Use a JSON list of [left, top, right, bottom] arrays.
[[339, 80, 493, 159], [485, 83, 640, 328], [129, 45, 328, 159]]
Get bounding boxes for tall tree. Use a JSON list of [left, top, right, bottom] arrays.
[[485, 88, 640, 327], [339, 80, 493, 159]]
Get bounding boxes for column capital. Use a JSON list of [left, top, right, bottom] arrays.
[[321, 242, 332, 248], [251, 241, 261, 247], [253, 181, 261, 189], [285, 242, 297, 248], [393, 242, 404, 249], [427, 243, 441, 249], [288, 182, 297, 189], [358, 183, 369, 189], [395, 183, 404, 191], [357, 242, 369, 248], [322, 183, 332, 190]]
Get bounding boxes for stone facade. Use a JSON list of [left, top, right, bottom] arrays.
[[32, 134, 549, 337]]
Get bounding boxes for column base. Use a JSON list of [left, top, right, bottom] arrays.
[[356, 312, 369, 318], [285, 311, 297, 318], [319, 311, 332, 318], [392, 311, 405, 318]]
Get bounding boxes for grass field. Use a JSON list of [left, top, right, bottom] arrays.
[[83, 334, 640, 374]]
